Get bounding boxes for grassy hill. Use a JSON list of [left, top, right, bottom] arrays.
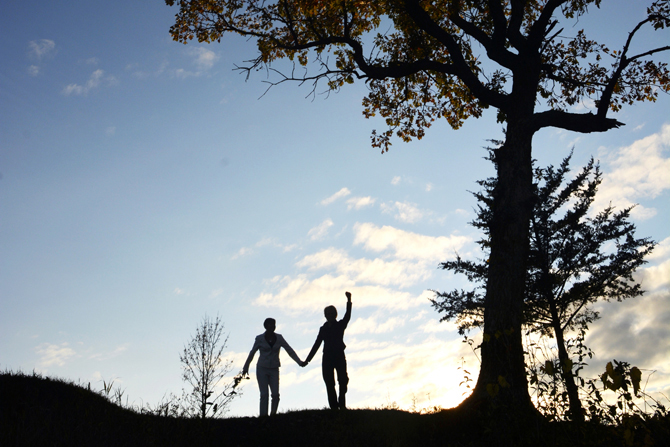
[[2, 371, 668, 446]]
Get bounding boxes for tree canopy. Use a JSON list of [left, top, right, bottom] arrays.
[[166, 0, 670, 150]]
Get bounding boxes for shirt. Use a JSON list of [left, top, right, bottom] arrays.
[[243, 333, 301, 370], [306, 300, 352, 362]]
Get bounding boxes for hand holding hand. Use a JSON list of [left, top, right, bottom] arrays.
[[242, 368, 248, 377], [300, 361, 308, 367]]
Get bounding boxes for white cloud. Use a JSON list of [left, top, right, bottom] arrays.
[[348, 315, 406, 334], [190, 47, 218, 70], [28, 39, 55, 59], [296, 248, 434, 288], [174, 68, 194, 79], [571, 98, 596, 113], [231, 246, 252, 259], [232, 237, 299, 259], [255, 237, 274, 247], [380, 201, 424, 223], [586, 286, 670, 398], [36, 342, 76, 367], [62, 69, 117, 96], [636, 258, 670, 293], [308, 219, 334, 240], [346, 196, 375, 210], [27, 39, 56, 76], [391, 176, 401, 185], [174, 48, 219, 78], [648, 237, 670, 262], [353, 222, 469, 262], [255, 277, 430, 312], [582, 240, 670, 403], [88, 345, 128, 362], [595, 124, 670, 219], [128, 60, 168, 79], [174, 287, 185, 295], [320, 188, 351, 205], [344, 336, 478, 411], [210, 288, 224, 298], [425, 183, 433, 192], [420, 318, 460, 334]]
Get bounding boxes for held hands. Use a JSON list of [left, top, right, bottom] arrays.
[[299, 360, 308, 367]]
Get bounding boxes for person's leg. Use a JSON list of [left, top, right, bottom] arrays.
[[335, 353, 349, 409], [321, 356, 338, 409], [269, 368, 280, 415], [256, 366, 270, 416]]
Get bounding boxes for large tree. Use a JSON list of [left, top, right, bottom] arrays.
[[165, 0, 670, 411], [432, 153, 656, 421]]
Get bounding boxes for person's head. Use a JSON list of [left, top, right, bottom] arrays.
[[324, 305, 337, 323], [263, 318, 276, 333]]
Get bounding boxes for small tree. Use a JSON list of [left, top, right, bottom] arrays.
[[180, 314, 239, 418], [432, 152, 656, 421]]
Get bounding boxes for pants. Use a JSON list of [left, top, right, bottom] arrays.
[[256, 366, 280, 416], [322, 352, 348, 410]]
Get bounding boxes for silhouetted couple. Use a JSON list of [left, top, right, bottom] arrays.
[[242, 291, 352, 416]]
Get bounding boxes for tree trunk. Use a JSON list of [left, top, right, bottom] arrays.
[[463, 119, 535, 412], [549, 303, 584, 422]]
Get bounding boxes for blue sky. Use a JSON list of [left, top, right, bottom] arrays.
[[1, 0, 669, 417]]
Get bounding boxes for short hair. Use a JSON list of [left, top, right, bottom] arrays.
[[263, 318, 276, 329], [324, 305, 337, 319]]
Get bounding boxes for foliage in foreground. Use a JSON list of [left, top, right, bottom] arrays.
[[2, 370, 670, 447]]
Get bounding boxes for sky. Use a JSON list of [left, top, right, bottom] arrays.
[[1, 0, 669, 418]]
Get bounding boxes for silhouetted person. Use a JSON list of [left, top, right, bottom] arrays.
[[243, 318, 306, 416], [305, 291, 352, 410]]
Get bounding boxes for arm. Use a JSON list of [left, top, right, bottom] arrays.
[[305, 330, 323, 364], [341, 291, 352, 327], [278, 335, 303, 366], [242, 337, 260, 375]]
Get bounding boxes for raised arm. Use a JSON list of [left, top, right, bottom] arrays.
[[342, 291, 352, 327], [242, 337, 260, 375]]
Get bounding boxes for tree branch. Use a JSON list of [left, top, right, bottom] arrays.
[[531, 110, 624, 133], [598, 14, 670, 116], [401, 0, 508, 108], [527, 0, 567, 51]]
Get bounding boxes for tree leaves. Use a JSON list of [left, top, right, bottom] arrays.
[[166, 0, 669, 151]]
